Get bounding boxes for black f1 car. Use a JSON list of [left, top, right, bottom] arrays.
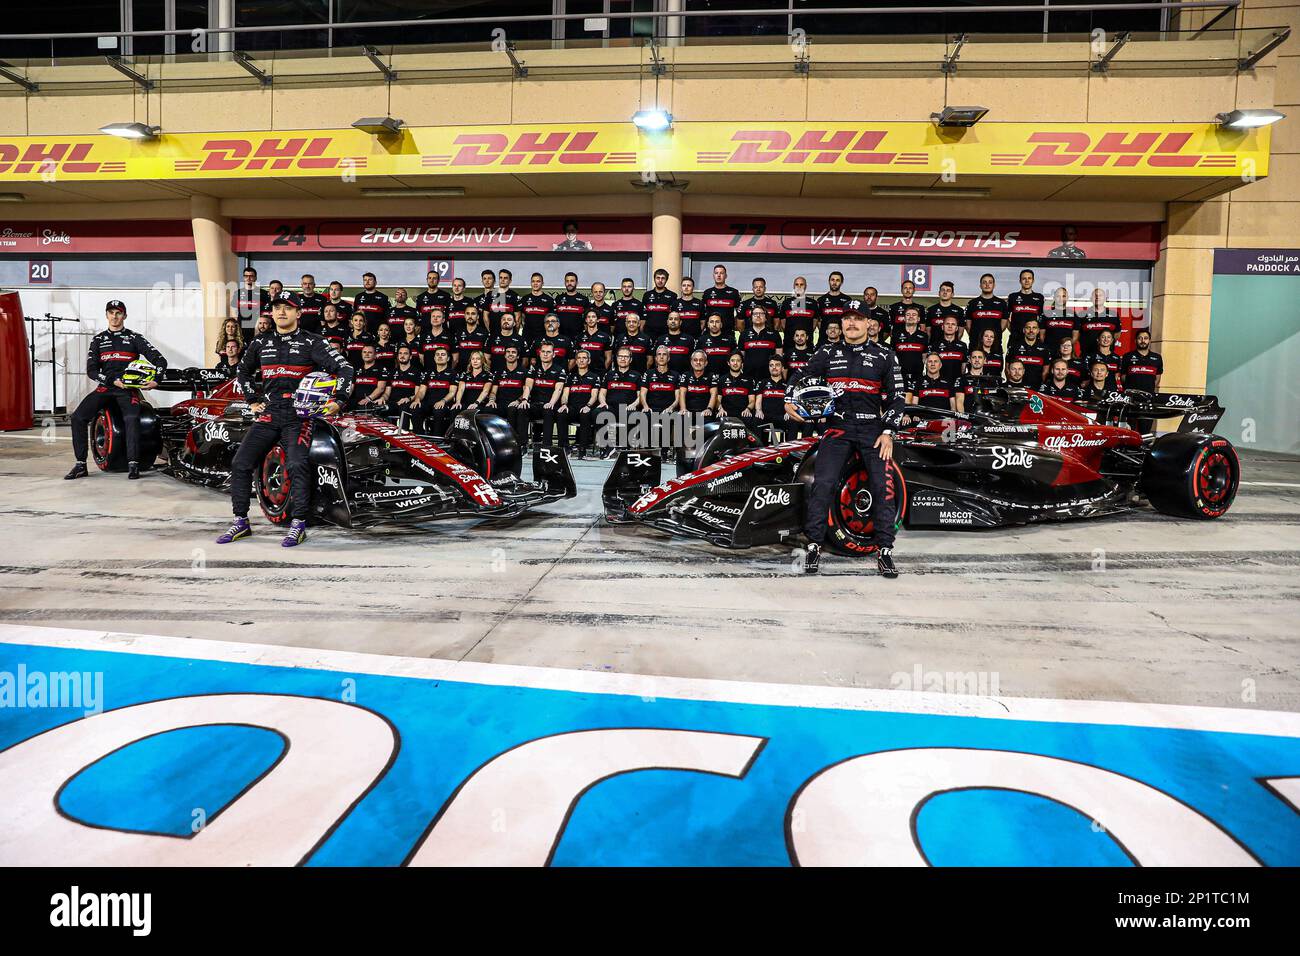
[[88, 368, 576, 526], [602, 387, 1241, 555]]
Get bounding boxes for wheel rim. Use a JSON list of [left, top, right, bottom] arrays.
[[1196, 451, 1233, 506], [261, 447, 289, 511], [92, 411, 112, 468], [836, 469, 874, 537]]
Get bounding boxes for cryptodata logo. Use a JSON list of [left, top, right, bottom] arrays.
[[0, 629, 1296, 867]]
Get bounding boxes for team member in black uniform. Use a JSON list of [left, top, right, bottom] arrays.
[[419, 347, 459, 435], [1053, 335, 1087, 386], [1007, 269, 1045, 343], [319, 303, 349, 351], [233, 267, 269, 336], [385, 345, 425, 424], [65, 300, 168, 481], [486, 314, 528, 373], [1121, 330, 1163, 392], [598, 347, 645, 456], [676, 277, 704, 338], [641, 346, 684, 458], [754, 357, 792, 439], [931, 314, 969, 383], [887, 280, 925, 340], [1006, 319, 1053, 389], [295, 275, 327, 333], [739, 277, 779, 333], [453, 350, 493, 411], [1084, 329, 1122, 389], [519, 272, 555, 342], [642, 268, 679, 340], [891, 307, 930, 393], [216, 291, 353, 547], [1040, 360, 1080, 404], [372, 324, 398, 370], [779, 276, 819, 344], [521, 341, 567, 449], [423, 311, 456, 367], [489, 269, 522, 336], [864, 315, 888, 347], [416, 270, 452, 334], [1004, 358, 1028, 388], [681, 351, 720, 419], [344, 314, 375, 368], [588, 282, 618, 330], [965, 274, 1010, 352], [393, 316, 425, 365], [325, 281, 354, 327], [348, 346, 388, 411], [486, 346, 530, 444], [786, 309, 906, 577], [214, 339, 243, 379], [1078, 288, 1121, 355], [558, 350, 602, 457], [738, 305, 783, 379], [532, 314, 574, 368], [954, 349, 993, 414], [697, 313, 737, 376], [702, 265, 741, 333], [353, 273, 390, 334], [614, 278, 644, 333], [575, 311, 613, 374], [455, 306, 490, 367], [260, 281, 283, 324], [784, 328, 815, 377], [925, 281, 964, 346], [553, 272, 590, 339], [445, 277, 472, 332], [909, 353, 956, 412], [858, 286, 890, 341], [1078, 360, 1119, 405], [718, 352, 756, 418], [613, 313, 654, 370], [1040, 286, 1079, 356], [385, 288, 419, 339], [818, 271, 853, 340], [976, 327, 1004, 380], [654, 312, 695, 374]]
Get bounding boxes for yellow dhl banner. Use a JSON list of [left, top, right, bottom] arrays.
[[0, 122, 1269, 182]]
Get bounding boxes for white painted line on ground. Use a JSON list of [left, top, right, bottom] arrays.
[[0, 434, 69, 441], [1, 623, 1296, 737], [1240, 481, 1300, 488]]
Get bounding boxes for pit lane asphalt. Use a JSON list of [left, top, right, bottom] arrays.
[[1, 426, 1297, 711]]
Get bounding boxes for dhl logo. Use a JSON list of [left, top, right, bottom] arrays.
[[0, 142, 123, 175], [422, 131, 637, 168], [1013, 131, 1236, 169], [188, 137, 348, 172], [698, 130, 911, 166]]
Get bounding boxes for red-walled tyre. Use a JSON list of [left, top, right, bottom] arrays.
[[1140, 432, 1240, 519], [256, 445, 292, 525], [90, 408, 125, 471], [798, 450, 908, 556]]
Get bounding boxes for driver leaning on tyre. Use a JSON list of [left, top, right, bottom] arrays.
[[216, 291, 354, 548], [786, 309, 907, 577]]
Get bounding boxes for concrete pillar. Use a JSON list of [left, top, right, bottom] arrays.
[[190, 194, 236, 362], [651, 187, 683, 289], [1149, 199, 1224, 393]]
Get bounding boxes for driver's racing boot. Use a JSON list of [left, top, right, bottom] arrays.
[[64, 462, 88, 480], [281, 518, 307, 548], [127, 461, 140, 480], [803, 543, 821, 575], [877, 547, 898, 579], [216, 517, 251, 544]]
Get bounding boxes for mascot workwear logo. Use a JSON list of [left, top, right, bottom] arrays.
[[49, 887, 151, 936], [991, 446, 1035, 471]]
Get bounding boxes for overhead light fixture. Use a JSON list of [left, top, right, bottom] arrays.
[[352, 116, 404, 136], [872, 186, 991, 199], [99, 122, 161, 140], [360, 187, 465, 198], [930, 106, 988, 128], [632, 109, 673, 132], [1216, 109, 1285, 129], [0, 192, 25, 202]]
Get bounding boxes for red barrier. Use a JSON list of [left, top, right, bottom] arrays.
[[0, 291, 34, 430]]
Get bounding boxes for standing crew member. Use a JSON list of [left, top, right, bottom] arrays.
[[65, 300, 167, 481], [786, 309, 906, 578], [216, 291, 353, 548]]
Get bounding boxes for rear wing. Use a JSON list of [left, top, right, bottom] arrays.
[[1086, 389, 1226, 434]]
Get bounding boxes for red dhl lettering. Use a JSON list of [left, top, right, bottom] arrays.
[[199, 137, 339, 172], [1023, 131, 1202, 169], [449, 131, 607, 167], [726, 130, 894, 165], [0, 142, 100, 175]]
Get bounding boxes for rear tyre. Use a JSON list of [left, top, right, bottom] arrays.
[[797, 450, 908, 556], [91, 408, 125, 471], [1140, 432, 1239, 519], [256, 445, 292, 525]]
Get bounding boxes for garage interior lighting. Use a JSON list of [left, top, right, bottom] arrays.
[[99, 122, 161, 141], [930, 106, 988, 128], [352, 116, 405, 136], [632, 109, 673, 132], [359, 187, 465, 197], [0, 192, 25, 202], [1216, 109, 1286, 129], [872, 186, 991, 199]]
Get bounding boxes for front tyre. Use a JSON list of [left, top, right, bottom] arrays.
[[798, 450, 908, 556], [1140, 432, 1239, 519], [91, 408, 126, 471], [256, 445, 292, 525]]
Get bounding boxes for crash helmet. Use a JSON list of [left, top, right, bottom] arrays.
[[293, 371, 340, 418], [787, 376, 836, 419], [119, 358, 158, 388]]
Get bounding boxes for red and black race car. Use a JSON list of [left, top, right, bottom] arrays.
[[89, 369, 576, 526], [602, 387, 1240, 555]]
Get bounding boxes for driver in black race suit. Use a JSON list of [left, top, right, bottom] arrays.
[[786, 309, 906, 578], [217, 291, 354, 548]]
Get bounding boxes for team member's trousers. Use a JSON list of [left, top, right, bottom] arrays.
[[803, 424, 898, 549], [557, 404, 597, 448], [71, 389, 140, 464], [230, 420, 313, 520], [526, 402, 558, 445], [505, 404, 531, 446], [420, 402, 455, 436]]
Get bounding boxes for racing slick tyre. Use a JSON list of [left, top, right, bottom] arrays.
[[797, 450, 908, 557], [255, 445, 293, 525], [1139, 432, 1240, 520], [91, 407, 127, 472]]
